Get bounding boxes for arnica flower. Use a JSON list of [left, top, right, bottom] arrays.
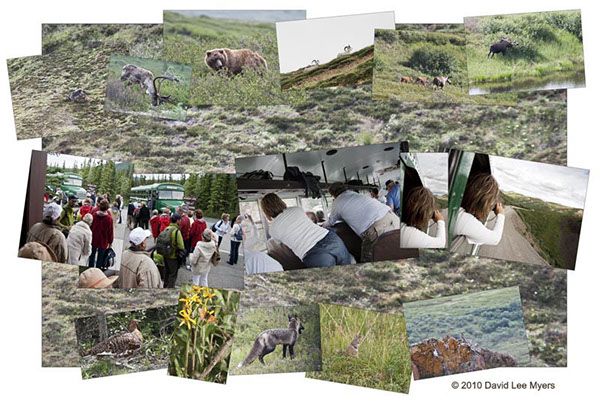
[[178, 309, 197, 330]]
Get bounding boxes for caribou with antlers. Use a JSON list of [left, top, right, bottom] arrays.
[[119, 64, 180, 106]]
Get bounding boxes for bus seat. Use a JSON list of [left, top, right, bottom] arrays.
[[266, 239, 306, 271], [331, 222, 362, 262], [372, 229, 419, 261]]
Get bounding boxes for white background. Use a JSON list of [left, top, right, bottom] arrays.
[[0, 0, 598, 409]]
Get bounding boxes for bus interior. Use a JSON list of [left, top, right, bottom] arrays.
[[236, 143, 419, 270]]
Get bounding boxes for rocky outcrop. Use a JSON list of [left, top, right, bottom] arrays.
[[410, 335, 517, 380]]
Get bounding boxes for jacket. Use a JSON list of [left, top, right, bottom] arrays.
[[91, 210, 114, 249], [189, 218, 207, 249], [26, 221, 68, 263], [119, 248, 163, 288], [127, 203, 135, 216], [150, 215, 160, 238], [110, 207, 120, 229], [66, 221, 92, 265], [58, 203, 75, 230], [190, 239, 217, 275], [180, 214, 191, 241], [138, 205, 150, 222], [159, 214, 171, 233]]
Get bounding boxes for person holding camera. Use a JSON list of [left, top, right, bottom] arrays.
[[400, 186, 446, 248]]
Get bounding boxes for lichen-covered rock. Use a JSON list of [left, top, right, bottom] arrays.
[[410, 335, 516, 380]]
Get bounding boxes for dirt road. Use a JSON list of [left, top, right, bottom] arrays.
[[478, 206, 549, 266]]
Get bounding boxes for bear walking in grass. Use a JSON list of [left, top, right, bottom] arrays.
[[204, 48, 268, 76]]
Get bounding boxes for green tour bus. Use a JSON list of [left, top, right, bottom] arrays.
[[130, 182, 185, 212], [46, 172, 88, 202]]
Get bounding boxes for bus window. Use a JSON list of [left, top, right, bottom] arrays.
[[64, 178, 82, 186], [158, 190, 184, 200]]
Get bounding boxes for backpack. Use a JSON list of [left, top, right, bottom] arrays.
[[210, 220, 223, 233], [283, 166, 322, 199], [240, 169, 273, 180], [156, 226, 178, 256], [234, 224, 243, 241], [100, 247, 116, 270]]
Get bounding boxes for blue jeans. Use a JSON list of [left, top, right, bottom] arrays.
[[228, 240, 241, 264], [88, 247, 108, 268], [302, 230, 352, 268]]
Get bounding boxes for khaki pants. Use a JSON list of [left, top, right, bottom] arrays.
[[361, 212, 400, 262]]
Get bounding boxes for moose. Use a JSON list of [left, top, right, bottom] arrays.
[[119, 64, 179, 106], [432, 76, 452, 90], [488, 37, 519, 58]]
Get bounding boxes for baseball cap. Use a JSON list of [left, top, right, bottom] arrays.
[[129, 227, 152, 246]]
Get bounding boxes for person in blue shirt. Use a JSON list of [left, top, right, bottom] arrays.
[[385, 180, 401, 215]]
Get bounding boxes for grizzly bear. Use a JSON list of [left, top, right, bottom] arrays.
[[204, 48, 268, 76]]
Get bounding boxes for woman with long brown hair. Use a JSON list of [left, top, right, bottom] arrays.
[[452, 173, 505, 245], [400, 187, 446, 248]]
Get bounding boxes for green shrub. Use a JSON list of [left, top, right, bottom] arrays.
[[407, 47, 457, 76]]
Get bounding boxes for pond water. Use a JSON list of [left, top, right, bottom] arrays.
[[469, 70, 585, 95]]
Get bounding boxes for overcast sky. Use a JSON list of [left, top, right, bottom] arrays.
[[491, 156, 589, 209], [276, 12, 395, 73], [416, 153, 448, 196], [46, 153, 105, 169]]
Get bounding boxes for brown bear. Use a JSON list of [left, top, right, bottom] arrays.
[[204, 48, 268, 76]]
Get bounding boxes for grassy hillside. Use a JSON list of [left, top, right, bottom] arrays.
[[465, 10, 585, 86], [26, 24, 568, 171], [242, 250, 567, 367], [280, 46, 374, 91], [404, 287, 530, 365], [373, 29, 516, 105], [106, 55, 191, 120], [501, 191, 583, 269], [307, 304, 412, 394], [229, 305, 322, 375], [163, 12, 301, 107]]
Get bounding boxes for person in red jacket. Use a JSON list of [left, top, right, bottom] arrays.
[[149, 210, 161, 241], [159, 208, 171, 233], [189, 209, 207, 250], [88, 199, 114, 268], [79, 199, 92, 219]]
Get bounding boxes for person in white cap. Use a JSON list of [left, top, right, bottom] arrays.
[[189, 228, 218, 287], [25, 202, 69, 263], [118, 227, 162, 288]]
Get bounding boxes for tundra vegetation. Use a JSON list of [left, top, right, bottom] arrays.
[[465, 10, 585, 93], [105, 55, 191, 120], [242, 250, 567, 368], [404, 286, 531, 365], [28, 24, 567, 170], [500, 191, 583, 269], [76, 305, 176, 379], [8, 24, 164, 140], [168, 285, 239, 383], [163, 12, 303, 107], [306, 304, 412, 394], [373, 28, 516, 105], [229, 305, 322, 375]]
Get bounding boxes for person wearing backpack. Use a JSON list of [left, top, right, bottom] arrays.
[[212, 213, 231, 248], [227, 215, 243, 265], [155, 213, 185, 288]]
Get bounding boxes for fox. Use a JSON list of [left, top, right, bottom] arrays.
[[237, 315, 304, 367], [337, 334, 363, 357]]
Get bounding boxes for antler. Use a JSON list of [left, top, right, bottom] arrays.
[[151, 75, 180, 106]]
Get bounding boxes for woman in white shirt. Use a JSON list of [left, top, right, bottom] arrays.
[[260, 193, 351, 268], [451, 173, 505, 247], [189, 229, 218, 287], [400, 187, 446, 248]]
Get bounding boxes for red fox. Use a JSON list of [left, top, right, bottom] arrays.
[[237, 315, 304, 367]]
